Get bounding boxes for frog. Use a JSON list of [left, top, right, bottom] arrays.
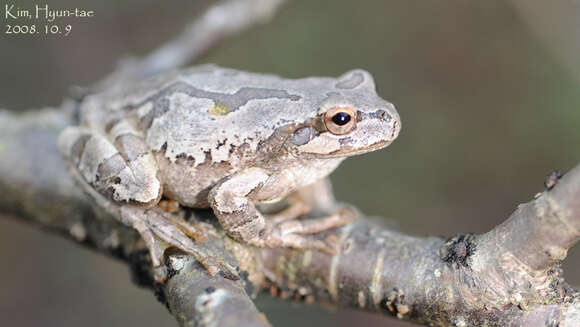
[[58, 64, 401, 280]]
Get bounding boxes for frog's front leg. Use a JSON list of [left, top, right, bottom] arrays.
[[209, 169, 355, 252]]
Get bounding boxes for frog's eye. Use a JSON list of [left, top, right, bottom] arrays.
[[324, 107, 356, 135]]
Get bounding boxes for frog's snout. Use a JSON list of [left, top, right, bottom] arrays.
[[367, 107, 400, 141], [391, 117, 401, 140], [381, 106, 401, 141]]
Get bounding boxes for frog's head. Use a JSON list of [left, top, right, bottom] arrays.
[[290, 69, 401, 158]]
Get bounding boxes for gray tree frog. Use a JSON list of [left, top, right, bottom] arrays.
[[58, 65, 401, 279]]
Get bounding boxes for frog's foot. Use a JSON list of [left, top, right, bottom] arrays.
[[162, 210, 208, 242], [119, 206, 234, 282], [267, 200, 311, 225], [259, 206, 358, 253]]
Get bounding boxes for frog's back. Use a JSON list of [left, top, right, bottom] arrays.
[[81, 64, 338, 167]]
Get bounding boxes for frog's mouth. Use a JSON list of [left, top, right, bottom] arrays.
[[314, 138, 395, 158]]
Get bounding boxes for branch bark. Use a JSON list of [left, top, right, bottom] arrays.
[[1, 108, 579, 326], [2, 0, 580, 326]]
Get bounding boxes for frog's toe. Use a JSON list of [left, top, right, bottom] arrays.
[[156, 207, 209, 242], [173, 218, 208, 242], [121, 206, 236, 280], [271, 207, 356, 235], [254, 206, 357, 253], [130, 221, 170, 283], [266, 200, 311, 225]]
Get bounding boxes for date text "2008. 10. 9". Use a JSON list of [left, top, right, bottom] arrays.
[[5, 24, 72, 36]]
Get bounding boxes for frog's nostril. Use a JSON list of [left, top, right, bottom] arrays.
[[376, 110, 392, 123]]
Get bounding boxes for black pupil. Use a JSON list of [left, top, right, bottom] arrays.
[[332, 112, 351, 126]]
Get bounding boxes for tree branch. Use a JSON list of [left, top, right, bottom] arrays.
[[2, 1, 580, 325], [1, 105, 579, 326], [479, 166, 580, 272], [257, 166, 580, 326]]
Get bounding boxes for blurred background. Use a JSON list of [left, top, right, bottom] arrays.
[[1, 0, 579, 326]]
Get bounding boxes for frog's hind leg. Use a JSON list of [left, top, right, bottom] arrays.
[[58, 125, 162, 206], [66, 159, 231, 282], [59, 126, 233, 280]]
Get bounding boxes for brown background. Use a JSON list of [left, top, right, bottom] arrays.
[[1, 1, 579, 326]]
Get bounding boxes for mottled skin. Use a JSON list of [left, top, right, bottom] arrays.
[[58, 64, 401, 279]]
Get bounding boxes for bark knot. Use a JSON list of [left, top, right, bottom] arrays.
[[544, 170, 563, 191], [381, 288, 409, 319], [438, 233, 476, 268]]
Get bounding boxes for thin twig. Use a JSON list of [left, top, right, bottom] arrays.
[[96, 0, 287, 90]]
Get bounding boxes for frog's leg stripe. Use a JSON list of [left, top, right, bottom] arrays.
[[105, 119, 162, 203], [114, 133, 150, 162], [59, 126, 162, 207]]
